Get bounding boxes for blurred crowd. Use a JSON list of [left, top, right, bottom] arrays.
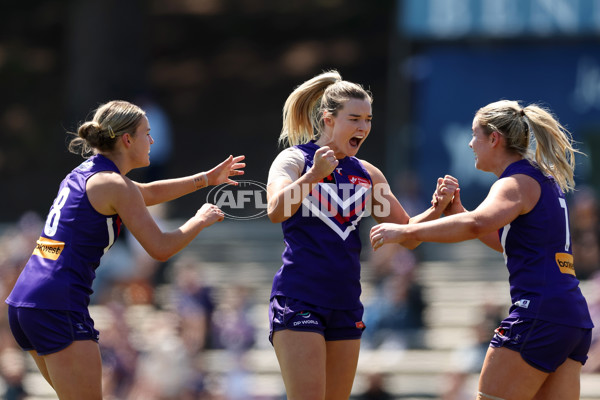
[[0, 185, 599, 400]]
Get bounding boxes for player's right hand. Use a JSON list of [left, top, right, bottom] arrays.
[[310, 146, 338, 180], [432, 175, 464, 215], [196, 203, 225, 226]]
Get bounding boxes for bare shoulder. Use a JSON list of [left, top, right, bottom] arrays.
[[493, 174, 539, 194], [358, 159, 387, 184], [491, 174, 540, 214], [87, 171, 139, 214], [88, 171, 134, 191]]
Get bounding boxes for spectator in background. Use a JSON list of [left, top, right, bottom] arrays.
[[134, 93, 174, 182], [358, 372, 393, 400], [211, 284, 256, 352], [98, 302, 138, 400], [582, 271, 600, 373], [392, 170, 423, 217], [127, 311, 196, 400], [441, 304, 504, 400], [168, 256, 216, 353], [368, 237, 419, 289], [0, 212, 44, 399], [570, 186, 600, 280], [0, 345, 27, 400], [363, 244, 426, 350]]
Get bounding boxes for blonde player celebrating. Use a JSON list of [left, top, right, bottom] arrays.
[[266, 70, 457, 399], [6, 100, 245, 400], [371, 100, 593, 400]]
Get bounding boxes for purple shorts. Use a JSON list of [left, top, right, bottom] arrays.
[[8, 305, 99, 355], [269, 296, 365, 344], [490, 316, 592, 372]]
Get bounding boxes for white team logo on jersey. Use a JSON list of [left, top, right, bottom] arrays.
[[302, 182, 371, 240]]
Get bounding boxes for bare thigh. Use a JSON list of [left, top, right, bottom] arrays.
[[29, 350, 53, 388], [478, 347, 548, 400], [325, 339, 361, 400], [532, 358, 581, 400], [273, 330, 361, 400], [273, 330, 327, 400], [41, 340, 103, 400]]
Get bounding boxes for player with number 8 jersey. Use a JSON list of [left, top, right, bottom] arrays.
[[5, 100, 245, 400], [7, 154, 121, 311]]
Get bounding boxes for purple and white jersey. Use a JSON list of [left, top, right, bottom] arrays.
[[6, 154, 122, 312], [270, 141, 372, 309], [499, 159, 593, 328]]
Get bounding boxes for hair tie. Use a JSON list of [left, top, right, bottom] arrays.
[[519, 109, 526, 117], [107, 125, 115, 139]]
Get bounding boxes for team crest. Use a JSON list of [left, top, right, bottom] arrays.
[[302, 181, 371, 240]]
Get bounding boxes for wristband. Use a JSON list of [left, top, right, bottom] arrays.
[[194, 173, 208, 190]]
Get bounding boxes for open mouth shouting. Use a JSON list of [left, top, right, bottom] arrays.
[[349, 135, 365, 149]]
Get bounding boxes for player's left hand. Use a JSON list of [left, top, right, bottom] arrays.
[[207, 155, 246, 186]]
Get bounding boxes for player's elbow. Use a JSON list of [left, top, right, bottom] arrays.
[[267, 209, 280, 223], [146, 248, 173, 262], [468, 218, 491, 239], [402, 241, 421, 250], [268, 212, 288, 224], [154, 253, 171, 262], [267, 204, 289, 223]]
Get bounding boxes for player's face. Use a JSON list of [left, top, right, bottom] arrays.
[[130, 116, 153, 167], [325, 98, 372, 159], [470, 118, 493, 171]]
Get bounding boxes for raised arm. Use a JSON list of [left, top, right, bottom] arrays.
[[432, 175, 503, 251], [267, 146, 338, 223], [134, 155, 245, 206], [360, 160, 456, 249], [87, 172, 225, 261]]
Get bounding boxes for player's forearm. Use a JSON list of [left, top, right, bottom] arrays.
[[408, 213, 487, 243], [267, 171, 321, 223], [396, 204, 446, 249], [136, 173, 207, 206], [408, 203, 446, 224], [145, 215, 211, 261]]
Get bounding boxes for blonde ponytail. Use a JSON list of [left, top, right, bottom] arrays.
[[279, 70, 342, 147], [279, 70, 372, 147], [524, 105, 580, 192], [476, 100, 582, 192]]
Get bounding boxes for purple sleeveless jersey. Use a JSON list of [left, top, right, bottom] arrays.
[[270, 142, 373, 309], [6, 154, 122, 312], [499, 159, 593, 328]]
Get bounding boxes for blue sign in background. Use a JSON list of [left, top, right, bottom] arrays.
[[411, 41, 600, 209], [401, 0, 600, 38]]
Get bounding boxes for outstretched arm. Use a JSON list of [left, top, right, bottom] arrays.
[[87, 173, 226, 261], [360, 161, 457, 249], [370, 174, 540, 252], [431, 175, 501, 250], [134, 155, 245, 206]]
